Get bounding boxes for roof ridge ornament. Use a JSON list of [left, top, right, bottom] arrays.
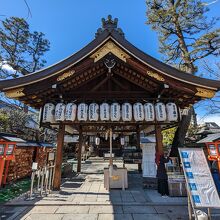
[[96, 15, 125, 38]]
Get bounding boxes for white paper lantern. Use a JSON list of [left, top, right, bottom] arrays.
[[100, 103, 110, 121], [166, 103, 178, 121], [65, 103, 77, 121], [144, 103, 155, 121], [120, 137, 125, 146], [95, 137, 100, 145], [55, 103, 66, 121], [89, 103, 99, 121], [113, 134, 117, 140], [42, 103, 55, 123], [122, 103, 132, 121], [133, 102, 144, 121], [111, 103, 121, 121], [155, 102, 167, 121], [43, 103, 55, 123], [77, 103, 88, 121]]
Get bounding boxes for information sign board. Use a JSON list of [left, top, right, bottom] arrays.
[[179, 148, 220, 208]]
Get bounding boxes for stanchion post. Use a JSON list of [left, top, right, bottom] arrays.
[[26, 170, 36, 201], [45, 166, 49, 195], [48, 165, 53, 193], [37, 169, 41, 192], [187, 193, 192, 220], [40, 167, 45, 197], [208, 208, 211, 220]]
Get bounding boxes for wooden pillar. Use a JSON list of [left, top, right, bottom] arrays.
[[136, 125, 142, 172], [53, 124, 65, 190], [155, 125, 163, 154], [77, 126, 82, 173]]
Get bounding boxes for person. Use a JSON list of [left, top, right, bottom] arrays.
[[156, 153, 170, 197]]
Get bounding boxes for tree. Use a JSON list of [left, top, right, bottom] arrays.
[[162, 127, 177, 147], [146, 0, 220, 156], [0, 17, 50, 78], [0, 108, 29, 133], [200, 60, 220, 115]]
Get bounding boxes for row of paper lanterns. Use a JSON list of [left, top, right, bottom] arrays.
[[42, 102, 179, 123]]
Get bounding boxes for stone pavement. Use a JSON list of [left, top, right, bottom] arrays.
[[1, 158, 220, 220]]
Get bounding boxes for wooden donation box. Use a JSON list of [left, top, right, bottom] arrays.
[[166, 157, 187, 197], [168, 174, 187, 197], [104, 167, 128, 190]]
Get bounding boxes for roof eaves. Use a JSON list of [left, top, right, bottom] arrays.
[[0, 30, 111, 91], [110, 31, 220, 91]]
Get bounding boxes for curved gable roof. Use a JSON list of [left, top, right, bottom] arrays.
[[0, 16, 219, 92]]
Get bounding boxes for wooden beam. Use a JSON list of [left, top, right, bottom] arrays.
[[111, 77, 128, 90], [114, 69, 155, 93], [155, 125, 163, 154], [53, 124, 65, 190], [42, 121, 176, 127], [127, 58, 196, 94], [64, 91, 152, 100], [91, 75, 108, 91], [77, 126, 83, 173], [24, 58, 95, 95]]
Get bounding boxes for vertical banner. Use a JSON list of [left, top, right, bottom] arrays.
[[179, 148, 220, 208]]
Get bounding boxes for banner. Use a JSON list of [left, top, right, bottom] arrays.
[[179, 148, 220, 208]]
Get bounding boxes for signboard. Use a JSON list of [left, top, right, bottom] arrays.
[[48, 152, 55, 161], [179, 148, 220, 208]]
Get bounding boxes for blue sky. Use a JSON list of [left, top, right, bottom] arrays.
[[1, 0, 220, 124]]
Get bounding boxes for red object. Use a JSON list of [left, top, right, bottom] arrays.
[[206, 141, 220, 175], [0, 140, 16, 186], [155, 152, 163, 166]]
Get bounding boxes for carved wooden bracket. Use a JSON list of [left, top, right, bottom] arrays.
[[90, 41, 130, 62], [195, 87, 216, 98], [5, 88, 25, 98]]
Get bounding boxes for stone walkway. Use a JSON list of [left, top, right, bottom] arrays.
[[1, 159, 220, 220]]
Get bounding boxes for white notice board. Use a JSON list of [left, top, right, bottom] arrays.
[[179, 148, 220, 208]]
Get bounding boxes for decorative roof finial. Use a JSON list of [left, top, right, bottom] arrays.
[[96, 15, 124, 38]]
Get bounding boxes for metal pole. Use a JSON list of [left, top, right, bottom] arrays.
[[110, 128, 112, 165], [37, 169, 41, 192], [26, 171, 35, 200], [187, 193, 192, 220], [45, 166, 49, 195], [48, 165, 53, 193], [52, 163, 55, 189], [109, 128, 113, 177], [208, 208, 211, 220], [40, 167, 45, 197]]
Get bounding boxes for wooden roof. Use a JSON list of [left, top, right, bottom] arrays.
[[0, 15, 219, 109]]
